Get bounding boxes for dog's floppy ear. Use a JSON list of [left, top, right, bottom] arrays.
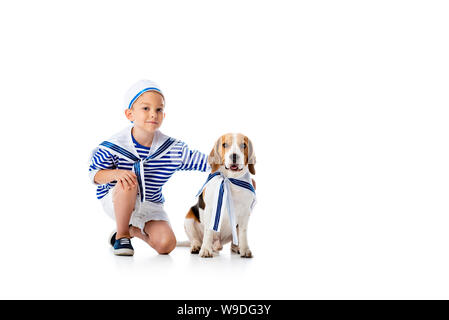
[[208, 137, 222, 173], [246, 137, 256, 175]]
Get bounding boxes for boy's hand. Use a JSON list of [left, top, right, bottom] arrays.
[[115, 169, 137, 190]]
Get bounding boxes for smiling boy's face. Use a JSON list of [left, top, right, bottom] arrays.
[[125, 91, 165, 133]]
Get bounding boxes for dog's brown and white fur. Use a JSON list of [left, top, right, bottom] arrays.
[[184, 133, 256, 258]]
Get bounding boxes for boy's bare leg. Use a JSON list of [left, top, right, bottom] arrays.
[[129, 226, 149, 242], [112, 184, 137, 239], [129, 221, 176, 254]]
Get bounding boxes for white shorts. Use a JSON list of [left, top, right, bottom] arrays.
[[100, 188, 170, 234]]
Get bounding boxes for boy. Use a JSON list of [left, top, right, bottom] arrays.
[[88, 80, 209, 256]]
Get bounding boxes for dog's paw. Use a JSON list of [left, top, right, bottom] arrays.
[[199, 246, 214, 258], [190, 240, 202, 254], [190, 245, 200, 254], [240, 248, 253, 258], [231, 244, 240, 254], [212, 239, 223, 252]]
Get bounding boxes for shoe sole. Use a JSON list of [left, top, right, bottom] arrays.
[[113, 248, 134, 256]]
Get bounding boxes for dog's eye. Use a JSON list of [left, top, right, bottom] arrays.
[[222, 143, 228, 148], [240, 143, 247, 149]]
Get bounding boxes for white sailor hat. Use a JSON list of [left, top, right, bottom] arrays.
[[124, 79, 164, 110]]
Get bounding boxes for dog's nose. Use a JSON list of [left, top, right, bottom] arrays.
[[230, 153, 239, 163]]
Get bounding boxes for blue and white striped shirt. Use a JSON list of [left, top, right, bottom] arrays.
[[131, 134, 151, 159], [89, 132, 209, 203]]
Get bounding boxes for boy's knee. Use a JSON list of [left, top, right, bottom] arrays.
[[153, 235, 176, 254], [113, 183, 138, 198]]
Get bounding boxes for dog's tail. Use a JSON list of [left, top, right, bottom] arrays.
[[176, 240, 191, 247]]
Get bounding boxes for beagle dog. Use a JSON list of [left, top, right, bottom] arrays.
[[184, 133, 256, 258]]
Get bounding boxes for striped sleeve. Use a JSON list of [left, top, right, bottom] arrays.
[[88, 147, 117, 184], [178, 144, 209, 172]]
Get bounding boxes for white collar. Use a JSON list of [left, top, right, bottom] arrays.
[[106, 126, 171, 159]]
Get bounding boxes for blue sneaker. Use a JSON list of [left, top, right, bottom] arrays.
[[108, 225, 133, 249], [113, 238, 134, 256], [108, 230, 117, 247]]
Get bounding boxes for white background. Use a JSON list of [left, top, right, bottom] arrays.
[[0, 0, 448, 299]]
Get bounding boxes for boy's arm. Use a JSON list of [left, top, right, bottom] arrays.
[[93, 169, 118, 185], [94, 169, 137, 189], [88, 147, 117, 185], [178, 144, 209, 172], [89, 147, 137, 188]]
